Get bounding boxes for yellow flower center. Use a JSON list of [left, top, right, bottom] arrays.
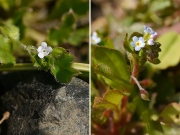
[[136, 42, 140, 46], [92, 39, 95, 43]]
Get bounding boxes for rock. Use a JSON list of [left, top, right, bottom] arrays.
[[0, 71, 89, 135]]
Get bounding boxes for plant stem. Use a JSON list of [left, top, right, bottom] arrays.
[[0, 63, 90, 72], [72, 63, 89, 72], [131, 75, 143, 90]]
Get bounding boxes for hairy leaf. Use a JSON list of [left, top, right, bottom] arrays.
[[93, 90, 123, 112], [32, 46, 79, 83], [0, 23, 19, 40], [0, 49, 15, 64], [92, 45, 131, 94], [50, 52, 79, 83]]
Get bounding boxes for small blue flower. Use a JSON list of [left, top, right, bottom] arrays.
[[91, 32, 101, 45], [130, 36, 145, 51], [144, 25, 157, 38], [147, 39, 154, 45]]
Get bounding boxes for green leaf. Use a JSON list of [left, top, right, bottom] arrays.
[[68, 27, 89, 46], [50, 52, 79, 83], [162, 124, 180, 135], [149, 0, 171, 12], [47, 12, 76, 46], [104, 38, 114, 49], [93, 90, 123, 112], [31, 46, 79, 83], [50, 0, 89, 19], [51, 47, 66, 57], [0, 0, 13, 11], [152, 31, 180, 69], [33, 55, 50, 71], [95, 64, 131, 95], [70, 0, 89, 16], [0, 35, 15, 64], [123, 33, 134, 53], [92, 45, 131, 95], [0, 23, 19, 40], [159, 103, 180, 125], [0, 49, 15, 65], [0, 35, 11, 52]]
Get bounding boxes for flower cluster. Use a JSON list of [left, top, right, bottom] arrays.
[[130, 25, 157, 51], [91, 32, 101, 45]]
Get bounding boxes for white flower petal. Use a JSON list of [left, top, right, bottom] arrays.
[[41, 42, 47, 47], [139, 37, 144, 42], [92, 32, 97, 37], [135, 46, 141, 51], [148, 28, 153, 33], [91, 32, 101, 44], [96, 38, 101, 43], [151, 32, 157, 38], [145, 30, 149, 34], [43, 52, 49, 56], [148, 39, 154, 45], [37, 42, 53, 58], [38, 53, 44, 58], [133, 36, 138, 42], [144, 25, 147, 30], [47, 46, 52, 52], [130, 42, 135, 47], [37, 46, 42, 52], [140, 43, 145, 47], [144, 25, 157, 39]]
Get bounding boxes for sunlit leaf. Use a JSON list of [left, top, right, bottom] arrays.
[[104, 38, 114, 49], [152, 31, 180, 69], [0, 23, 19, 40], [149, 0, 171, 12], [0, 49, 15, 65], [95, 63, 131, 95], [92, 45, 131, 95], [159, 102, 180, 125], [93, 90, 123, 112], [0, 35, 15, 64], [0, 0, 15, 11], [0, 35, 11, 52], [162, 124, 180, 135]]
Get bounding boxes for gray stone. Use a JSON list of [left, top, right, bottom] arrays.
[[0, 71, 89, 135]]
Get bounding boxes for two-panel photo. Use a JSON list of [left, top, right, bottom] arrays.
[[0, 0, 179, 135]]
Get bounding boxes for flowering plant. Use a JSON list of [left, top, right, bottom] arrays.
[[91, 25, 165, 134], [0, 0, 89, 83]]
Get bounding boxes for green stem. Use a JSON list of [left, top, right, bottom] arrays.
[[0, 63, 89, 72], [72, 63, 89, 72]]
